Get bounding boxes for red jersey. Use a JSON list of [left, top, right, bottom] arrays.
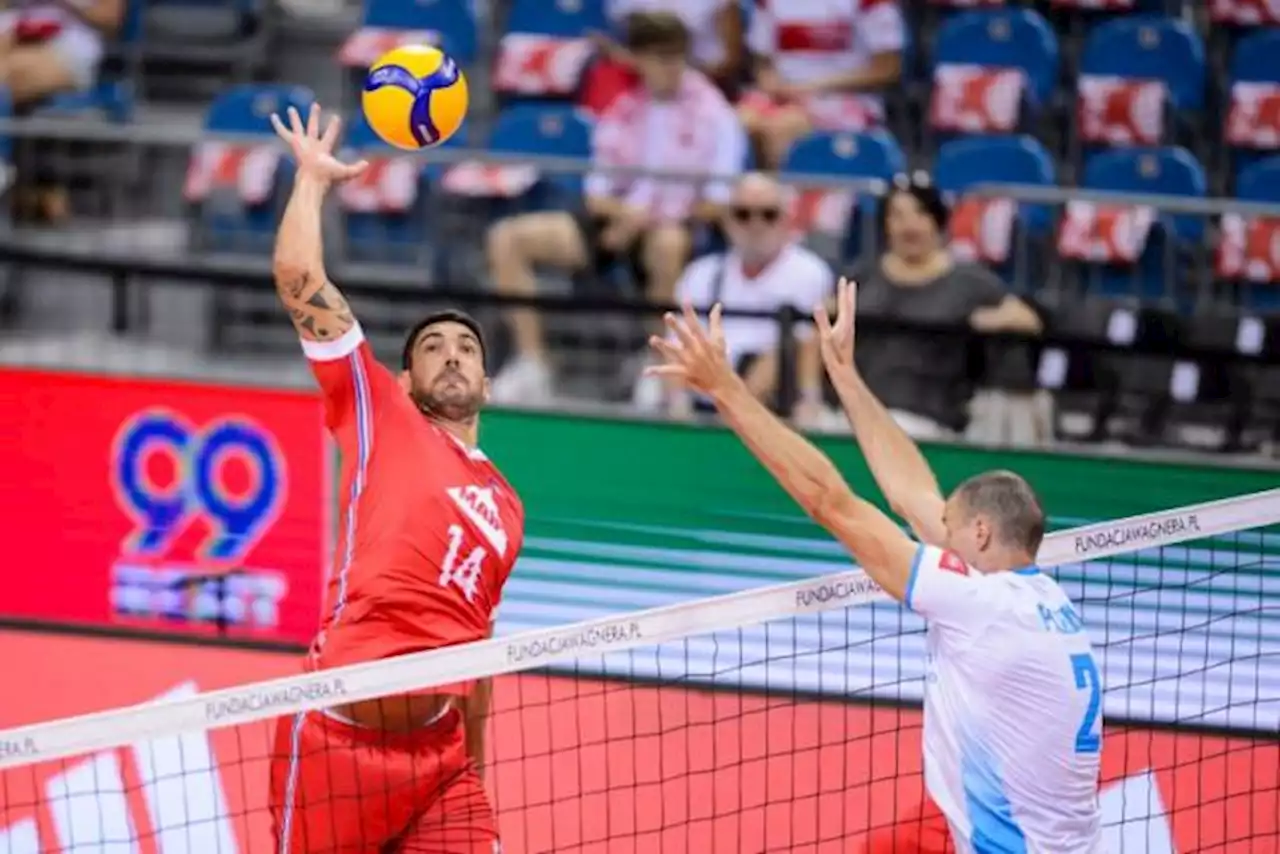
[[301, 325, 525, 681]]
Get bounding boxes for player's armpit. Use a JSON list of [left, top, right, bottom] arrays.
[[904, 545, 992, 632], [815, 489, 920, 603]]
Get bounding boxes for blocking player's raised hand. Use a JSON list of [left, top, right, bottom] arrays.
[[271, 103, 368, 186], [814, 276, 857, 373], [647, 302, 736, 397]]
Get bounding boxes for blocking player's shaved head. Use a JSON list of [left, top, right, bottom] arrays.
[[951, 470, 1046, 555]]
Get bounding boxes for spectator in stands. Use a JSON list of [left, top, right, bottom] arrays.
[[0, 0, 121, 104], [635, 171, 834, 424], [849, 172, 1042, 439], [0, 0, 123, 220], [594, 0, 747, 100], [738, 0, 904, 168], [486, 12, 747, 405]]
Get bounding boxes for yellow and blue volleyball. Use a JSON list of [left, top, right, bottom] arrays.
[[361, 45, 468, 150]]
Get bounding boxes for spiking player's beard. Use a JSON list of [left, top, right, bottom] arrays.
[[411, 375, 483, 424]]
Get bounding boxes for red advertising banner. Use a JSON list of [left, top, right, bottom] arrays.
[[0, 629, 1276, 853], [0, 369, 330, 642]]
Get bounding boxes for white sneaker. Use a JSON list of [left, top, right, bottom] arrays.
[[491, 356, 552, 404], [631, 371, 668, 414]]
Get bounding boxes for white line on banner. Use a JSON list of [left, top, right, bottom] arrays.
[[0, 488, 1276, 770]]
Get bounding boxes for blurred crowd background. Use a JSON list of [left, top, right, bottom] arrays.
[[0, 0, 1278, 456]]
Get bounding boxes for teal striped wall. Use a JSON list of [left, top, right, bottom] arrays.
[[475, 411, 1280, 732]]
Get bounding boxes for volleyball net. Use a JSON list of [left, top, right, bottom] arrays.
[[1, 489, 1278, 853]]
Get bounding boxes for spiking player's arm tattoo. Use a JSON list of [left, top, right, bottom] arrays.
[[272, 174, 357, 343]]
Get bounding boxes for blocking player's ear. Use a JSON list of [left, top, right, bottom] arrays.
[[975, 516, 994, 552], [397, 370, 412, 394], [481, 375, 491, 403]]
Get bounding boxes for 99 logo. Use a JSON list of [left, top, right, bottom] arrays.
[[111, 410, 287, 563]]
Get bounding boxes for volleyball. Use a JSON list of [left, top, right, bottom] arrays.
[[361, 44, 468, 150]]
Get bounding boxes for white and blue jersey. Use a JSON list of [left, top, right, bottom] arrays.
[[905, 545, 1104, 854]]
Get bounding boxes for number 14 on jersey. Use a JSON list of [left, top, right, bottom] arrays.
[[440, 524, 486, 603]]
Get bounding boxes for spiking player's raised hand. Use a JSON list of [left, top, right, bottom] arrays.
[[646, 303, 737, 397], [271, 103, 368, 186], [814, 276, 857, 374]]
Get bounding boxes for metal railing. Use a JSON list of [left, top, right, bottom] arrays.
[[0, 119, 1277, 454]]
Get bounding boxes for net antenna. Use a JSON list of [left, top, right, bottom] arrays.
[[2, 486, 1276, 769]]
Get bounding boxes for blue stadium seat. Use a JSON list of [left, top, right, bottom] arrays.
[[1226, 29, 1280, 182], [1230, 28, 1280, 84], [932, 9, 1060, 107], [934, 135, 1055, 232], [486, 104, 591, 155], [934, 135, 1055, 191], [1235, 155, 1280, 204], [494, 0, 603, 104], [338, 115, 436, 264], [1083, 146, 1206, 239], [38, 80, 135, 123], [1080, 146, 1207, 302], [487, 104, 592, 198], [1230, 156, 1280, 309], [506, 0, 606, 36], [204, 83, 312, 133], [1078, 16, 1206, 111], [361, 0, 477, 64], [488, 104, 592, 157], [782, 129, 906, 181], [783, 129, 905, 262], [190, 84, 313, 254]]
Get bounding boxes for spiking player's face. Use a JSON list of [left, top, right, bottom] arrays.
[[402, 321, 489, 422]]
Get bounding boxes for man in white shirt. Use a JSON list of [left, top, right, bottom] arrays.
[[646, 279, 1104, 854], [485, 12, 747, 404], [635, 172, 833, 424]]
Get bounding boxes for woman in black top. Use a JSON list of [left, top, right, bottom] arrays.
[[849, 173, 1042, 437]]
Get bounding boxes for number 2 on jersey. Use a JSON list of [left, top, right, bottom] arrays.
[[1070, 652, 1102, 754], [440, 524, 486, 603]]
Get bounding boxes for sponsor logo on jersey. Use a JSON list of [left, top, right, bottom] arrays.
[[447, 485, 509, 557], [938, 551, 969, 576]]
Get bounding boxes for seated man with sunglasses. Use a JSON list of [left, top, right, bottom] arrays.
[[634, 172, 834, 425]]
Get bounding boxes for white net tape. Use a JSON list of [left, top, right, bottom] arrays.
[[1, 487, 1278, 771]]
